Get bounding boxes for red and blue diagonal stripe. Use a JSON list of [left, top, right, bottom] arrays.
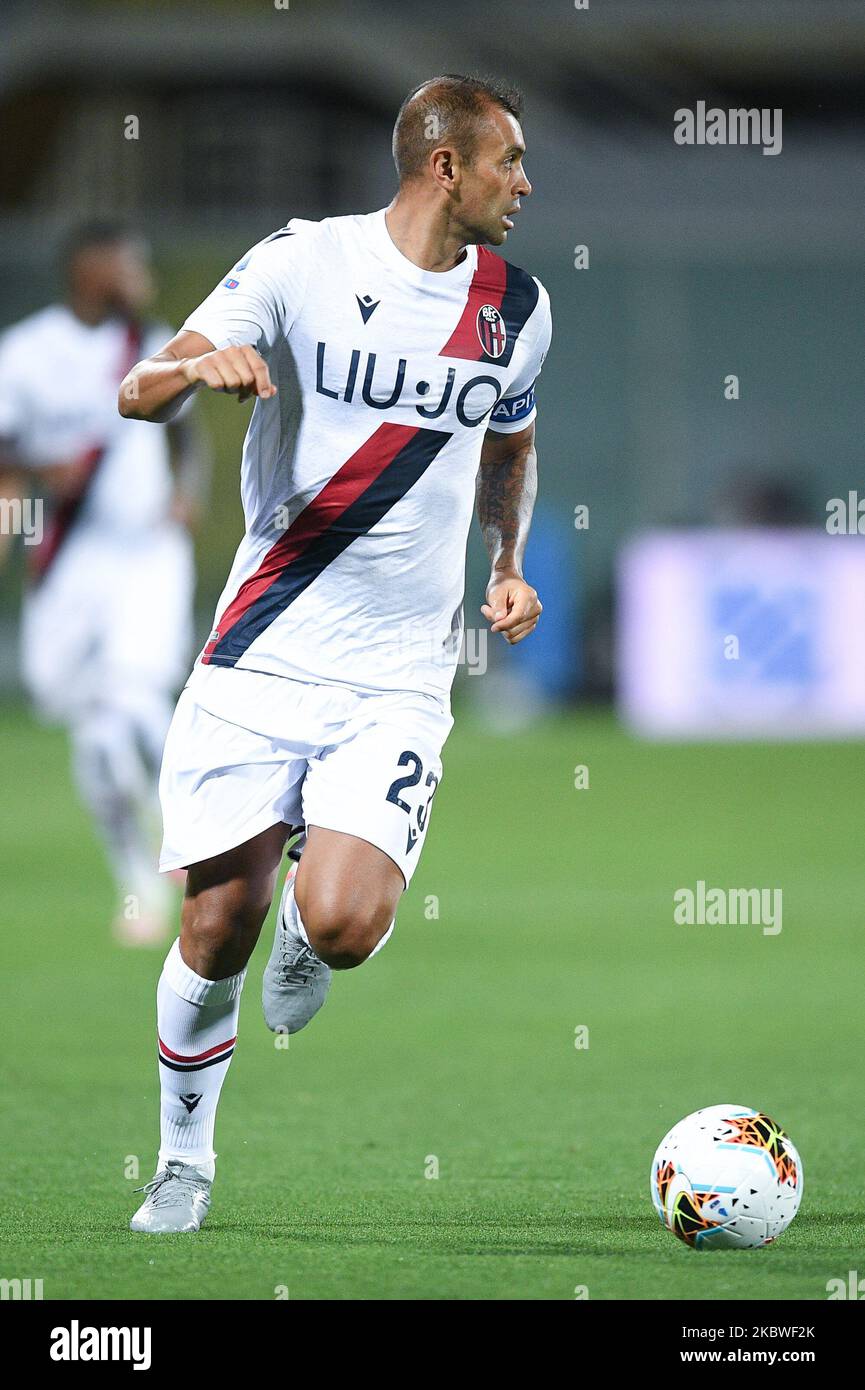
[[202, 422, 451, 668], [439, 247, 539, 368], [31, 322, 144, 586], [158, 1034, 236, 1072]]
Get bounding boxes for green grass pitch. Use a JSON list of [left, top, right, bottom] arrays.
[[0, 700, 862, 1300]]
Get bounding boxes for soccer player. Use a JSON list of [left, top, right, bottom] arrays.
[[0, 223, 209, 944], [120, 75, 552, 1233]]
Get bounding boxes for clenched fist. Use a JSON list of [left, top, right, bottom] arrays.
[[181, 344, 276, 404], [481, 573, 543, 645]]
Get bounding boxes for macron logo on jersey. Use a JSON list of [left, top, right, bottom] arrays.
[[490, 383, 536, 425], [356, 294, 380, 324]]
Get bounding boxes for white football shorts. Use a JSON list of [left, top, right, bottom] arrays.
[[158, 664, 454, 887], [21, 522, 194, 722]]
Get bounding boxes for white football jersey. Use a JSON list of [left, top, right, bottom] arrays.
[[183, 209, 552, 703], [0, 306, 174, 539]]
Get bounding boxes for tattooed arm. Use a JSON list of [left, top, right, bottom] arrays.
[[476, 420, 542, 645]]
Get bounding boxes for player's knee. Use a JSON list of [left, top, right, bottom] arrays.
[[302, 893, 392, 970], [183, 883, 271, 950]]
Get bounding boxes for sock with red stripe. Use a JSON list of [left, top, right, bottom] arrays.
[[155, 938, 246, 1181]]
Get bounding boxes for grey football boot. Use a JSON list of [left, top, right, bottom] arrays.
[[129, 1160, 212, 1234], [262, 833, 332, 1035]]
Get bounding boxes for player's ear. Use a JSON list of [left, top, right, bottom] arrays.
[[430, 147, 458, 192]]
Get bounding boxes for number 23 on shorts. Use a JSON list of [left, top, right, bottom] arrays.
[[385, 750, 440, 854]]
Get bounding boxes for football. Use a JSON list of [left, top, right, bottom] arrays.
[[650, 1105, 803, 1250]]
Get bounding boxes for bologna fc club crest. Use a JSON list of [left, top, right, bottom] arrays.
[[476, 304, 507, 359]]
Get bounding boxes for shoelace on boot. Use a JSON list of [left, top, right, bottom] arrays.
[[133, 1164, 208, 1208], [277, 939, 320, 986]]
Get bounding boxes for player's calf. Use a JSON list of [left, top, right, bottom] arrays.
[[180, 879, 274, 978], [180, 823, 288, 977]]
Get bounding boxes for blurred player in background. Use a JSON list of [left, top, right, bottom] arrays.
[[0, 223, 210, 945]]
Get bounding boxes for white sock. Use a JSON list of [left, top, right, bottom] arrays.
[[280, 870, 310, 945], [156, 939, 246, 1180], [368, 921, 395, 958], [281, 870, 395, 959], [71, 704, 168, 915]]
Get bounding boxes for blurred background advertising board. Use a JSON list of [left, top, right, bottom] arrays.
[[617, 529, 865, 738]]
